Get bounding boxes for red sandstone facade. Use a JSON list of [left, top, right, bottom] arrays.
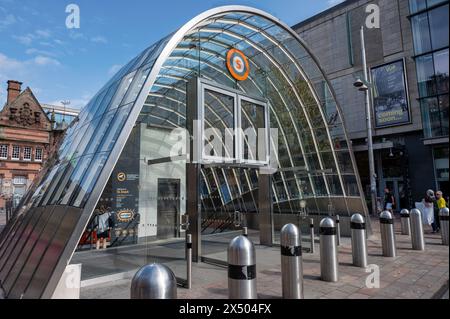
[[0, 80, 62, 212]]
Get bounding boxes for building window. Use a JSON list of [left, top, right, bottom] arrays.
[[23, 146, 32, 161], [411, 4, 449, 55], [412, 13, 432, 54], [410, 1, 449, 139], [12, 145, 20, 160], [0, 145, 8, 159], [428, 4, 449, 50], [410, 0, 448, 14], [35, 148, 43, 162], [433, 146, 449, 195], [13, 176, 27, 185]]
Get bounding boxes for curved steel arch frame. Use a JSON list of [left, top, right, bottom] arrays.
[[0, 6, 368, 298]]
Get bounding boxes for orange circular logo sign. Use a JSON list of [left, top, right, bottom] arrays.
[[226, 49, 250, 81]]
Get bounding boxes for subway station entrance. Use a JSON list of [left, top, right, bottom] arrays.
[[0, 6, 368, 298]]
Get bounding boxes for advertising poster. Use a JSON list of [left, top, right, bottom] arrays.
[[371, 60, 410, 128]]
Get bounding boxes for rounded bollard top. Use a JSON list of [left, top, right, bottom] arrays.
[[351, 213, 365, 224], [410, 208, 421, 217], [130, 263, 177, 299], [380, 210, 393, 220], [320, 217, 335, 228], [440, 207, 449, 216], [400, 209, 410, 216], [228, 235, 255, 266], [281, 223, 300, 247]]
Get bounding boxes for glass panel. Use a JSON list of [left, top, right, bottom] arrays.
[[84, 109, 117, 156], [410, 0, 427, 13], [421, 97, 441, 138], [59, 155, 95, 205], [343, 175, 360, 196], [241, 99, 266, 162], [108, 72, 136, 111], [203, 89, 235, 160], [429, 5, 449, 50], [312, 175, 327, 196], [416, 54, 436, 97], [427, 0, 447, 7], [326, 175, 344, 196], [433, 146, 449, 183], [411, 13, 432, 54], [439, 94, 449, 135], [71, 153, 109, 207], [434, 49, 449, 94], [97, 103, 133, 153], [121, 66, 151, 106]]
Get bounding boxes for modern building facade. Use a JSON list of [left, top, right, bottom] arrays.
[[0, 6, 368, 298], [293, 0, 449, 211], [0, 81, 63, 213]]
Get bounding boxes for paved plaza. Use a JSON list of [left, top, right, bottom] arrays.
[[81, 216, 449, 299]]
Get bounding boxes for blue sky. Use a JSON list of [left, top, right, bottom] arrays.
[[0, 0, 344, 109]]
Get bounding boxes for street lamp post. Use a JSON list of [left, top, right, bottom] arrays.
[[354, 26, 378, 216], [61, 100, 70, 125]]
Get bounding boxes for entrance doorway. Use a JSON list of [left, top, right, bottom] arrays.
[[186, 78, 272, 264], [200, 166, 260, 264], [157, 178, 180, 240], [384, 178, 406, 212]]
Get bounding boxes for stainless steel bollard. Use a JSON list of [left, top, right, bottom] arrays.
[[130, 263, 177, 299], [186, 234, 192, 289], [400, 209, 411, 236], [320, 218, 338, 282], [310, 218, 315, 254], [379, 211, 396, 257], [440, 208, 449, 246], [228, 235, 257, 299], [243, 227, 248, 237], [410, 209, 425, 251], [280, 224, 304, 299], [335, 215, 341, 246], [351, 213, 368, 268]]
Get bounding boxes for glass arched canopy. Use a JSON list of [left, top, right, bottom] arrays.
[[0, 6, 367, 298]]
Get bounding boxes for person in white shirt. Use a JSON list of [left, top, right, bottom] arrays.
[[95, 206, 113, 249]]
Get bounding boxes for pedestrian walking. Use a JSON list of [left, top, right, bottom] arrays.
[[423, 190, 436, 232], [433, 191, 447, 233], [383, 187, 395, 214]]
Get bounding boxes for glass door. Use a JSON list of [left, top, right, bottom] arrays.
[[200, 166, 260, 265]]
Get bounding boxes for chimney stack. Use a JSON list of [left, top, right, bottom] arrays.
[[7, 80, 22, 105]]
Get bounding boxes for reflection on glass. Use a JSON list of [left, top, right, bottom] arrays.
[[204, 89, 235, 160], [241, 99, 266, 162]]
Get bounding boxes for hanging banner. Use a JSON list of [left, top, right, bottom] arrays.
[[371, 59, 410, 128]]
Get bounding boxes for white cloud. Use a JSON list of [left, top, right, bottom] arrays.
[[39, 41, 55, 47], [91, 36, 107, 44], [34, 55, 61, 66], [13, 34, 33, 45], [35, 29, 51, 38], [0, 52, 61, 71], [12, 29, 56, 46], [0, 13, 16, 29], [0, 52, 63, 107], [327, 0, 345, 7], [0, 52, 25, 72], [108, 64, 123, 76], [26, 48, 57, 57], [69, 31, 85, 40]]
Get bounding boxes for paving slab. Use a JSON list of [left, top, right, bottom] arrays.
[[80, 217, 449, 299]]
